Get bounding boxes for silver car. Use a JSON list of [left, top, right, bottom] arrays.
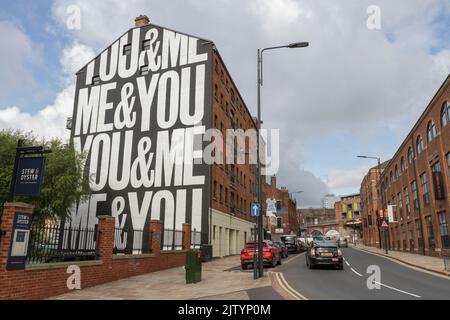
[[337, 237, 348, 248]]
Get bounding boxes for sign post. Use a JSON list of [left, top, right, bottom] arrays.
[[251, 203, 260, 280]]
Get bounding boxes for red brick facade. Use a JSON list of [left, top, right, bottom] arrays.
[[0, 203, 190, 300], [360, 74, 450, 257]]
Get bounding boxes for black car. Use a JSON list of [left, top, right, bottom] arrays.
[[273, 241, 289, 258], [306, 240, 343, 270], [280, 235, 300, 253]]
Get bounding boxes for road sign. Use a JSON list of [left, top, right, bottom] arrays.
[[381, 220, 389, 228], [251, 203, 260, 217]]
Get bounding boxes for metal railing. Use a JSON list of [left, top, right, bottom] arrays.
[[27, 224, 97, 264], [191, 229, 202, 249], [113, 227, 151, 255], [162, 228, 184, 251]]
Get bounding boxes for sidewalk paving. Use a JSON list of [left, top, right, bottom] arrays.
[[51, 255, 274, 300], [353, 244, 450, 277]]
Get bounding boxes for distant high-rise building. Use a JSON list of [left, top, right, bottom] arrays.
[[321, 194, 340, 209]]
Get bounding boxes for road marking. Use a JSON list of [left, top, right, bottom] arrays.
[[352, 247, 450, 280], [280, 252, 305, 265], [345, 261, 351, 267], [373, 281, 422, 298], [350, 267, 363, 277], [272, 272, 308, 300]]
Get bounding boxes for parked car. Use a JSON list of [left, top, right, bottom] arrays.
[[306, 239, 343, 270], [280, 235, 300, 253], [337, 237, 348, 248], [273, 241, 289, 258], [240, 240, 282, 270]]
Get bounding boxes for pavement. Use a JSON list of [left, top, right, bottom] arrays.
[[51, 246, 450, 300], [51, 255, 283, 300], [353, 244, 450, 276], [276, 247, 450, 300]]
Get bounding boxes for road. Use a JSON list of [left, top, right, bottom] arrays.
[[267, 247, 450, 300]]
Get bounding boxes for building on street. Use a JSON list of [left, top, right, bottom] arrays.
[[297, 208, 338, 237], [263, 175, 298, 239], [360, 160, 389, 247], [360, 74, 450, 257], [320, 194, 340, 209], [334, 194, 362, 241], [67, 14, 271, 260]]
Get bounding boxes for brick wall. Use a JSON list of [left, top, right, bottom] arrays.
[[0, 203, 190, 300]]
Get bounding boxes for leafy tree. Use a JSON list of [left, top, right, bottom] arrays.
[[0, 130, 91, 223]]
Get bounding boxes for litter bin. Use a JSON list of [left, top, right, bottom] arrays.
[[186, 249, 202, 284]]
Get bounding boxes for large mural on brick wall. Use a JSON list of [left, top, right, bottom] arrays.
[[69, 24, 213, 252]]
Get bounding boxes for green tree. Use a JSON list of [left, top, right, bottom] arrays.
[[0, 130, 91, 223]]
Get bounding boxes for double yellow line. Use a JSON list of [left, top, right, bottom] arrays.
[[270, 272, 308, 300]]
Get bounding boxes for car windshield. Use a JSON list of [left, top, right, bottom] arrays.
[[314, 240, 338, 248], [281, 236, 296, 243], [245, 242, 268, 249]]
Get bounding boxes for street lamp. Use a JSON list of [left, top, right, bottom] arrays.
[[255, 42, 309, 279], [357, 155, 388, 254]]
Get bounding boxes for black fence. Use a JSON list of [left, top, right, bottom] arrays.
[[162, 228, 184, 251], [113, 227, 151, 255], [27, 224, 98, 264], [191, 229, 202, 249]]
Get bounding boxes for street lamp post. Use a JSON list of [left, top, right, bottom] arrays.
[[357, 155, 388, 254], [256, 42, 309, 279]]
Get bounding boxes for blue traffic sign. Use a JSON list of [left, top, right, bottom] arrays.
[[251, 203, 260, 217]]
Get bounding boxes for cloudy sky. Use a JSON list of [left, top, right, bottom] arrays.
[[0, 0, 449, 207]]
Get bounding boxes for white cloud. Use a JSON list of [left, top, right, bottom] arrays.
[[0, 42, 95, 140], [0, 21, 40, 102], [325, 166, 372, 191], [3, 0, 450, 205]]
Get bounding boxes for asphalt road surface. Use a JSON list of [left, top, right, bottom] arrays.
[[273, 247, 450, 300]]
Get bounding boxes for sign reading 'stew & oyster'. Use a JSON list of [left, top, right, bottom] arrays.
[[69, 24, 213, 251]]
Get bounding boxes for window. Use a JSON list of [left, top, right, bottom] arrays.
[[431, 161, 441, 173], [438, 212, 450, 248], [213, 181, 217, 199], [441, 101, 450, 128], [447, 153, 450, 178], [398, 192, 403, 218], [408, 147, 414, 164], [416, 220, 424, 248], [123, 44, 132, 55], [395, 165, 400, 179], [401, 157, 407, 172], [142, 39, 151, 51], [404, 188, 411, 216], [421, 173, 430, 205], [416, 135, 424, 155], [412, 181, 419, 209], [140, 65, 149, 76], [219, 185, 223, 203], [427, 121, 437, 142], [92, 75, 100, 85], [427, 216, 435, 249]]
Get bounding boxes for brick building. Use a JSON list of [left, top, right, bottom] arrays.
[[67, 15, 290, 259], [297, 208, 337, 236], [334, 194, 362, 240], [209, 45, 262, 258], [360, 161, 389, 247], [262, 175, 298, 238], [366, 74, 450, 257]]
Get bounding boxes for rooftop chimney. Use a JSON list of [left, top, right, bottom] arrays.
[[135, 14, 150, 27]]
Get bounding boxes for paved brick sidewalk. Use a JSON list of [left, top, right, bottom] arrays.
[[353, 244, 450, 277], [51, 255, 274, 300]]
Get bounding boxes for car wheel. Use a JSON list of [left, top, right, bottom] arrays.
[[277, 256, 282, 265], [338, 264, 344, 270], [241, 264, 247, 270], [309, 262, 315, 269]]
